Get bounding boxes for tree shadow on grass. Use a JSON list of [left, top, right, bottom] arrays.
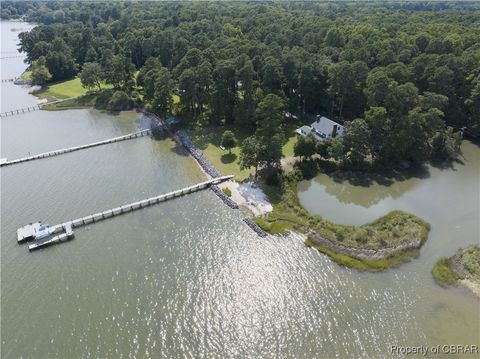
[[221, 152, 237, 164]]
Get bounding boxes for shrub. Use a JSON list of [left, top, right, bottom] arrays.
[[94, 89, 113, 109], [222, 187, 232, 197], [432, 258, 458, 286], [265, 169, 282, 186], [356, 236, 368, 244], [336, 230, 345, 241], [460, 246, 480, 278], [107, 90, 131, 111]]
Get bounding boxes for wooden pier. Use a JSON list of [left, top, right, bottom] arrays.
[[24, 175, 234, 251], [1, 129, 153, 167], [0, 55, 25, 59], [0, 97, 80, 118], [1, 77, 17, 83], [0, 104, 41, 117]]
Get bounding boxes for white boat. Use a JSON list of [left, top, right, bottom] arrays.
[[34, 225, 51, 240]]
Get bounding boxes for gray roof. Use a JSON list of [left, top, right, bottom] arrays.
[[311, 116, 343, 136], [295, 125, 312, 136], [295, 116, 344, 141]]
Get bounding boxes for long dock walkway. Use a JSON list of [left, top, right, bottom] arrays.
[[0, 104, 41, 117], [0, 55, 25, 59], [0, 97, 80, 118], [1, 77, 18, 83], [24, 175, 234, 251], [1, 129, 153, 167]]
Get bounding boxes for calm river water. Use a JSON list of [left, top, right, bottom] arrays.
[[1, 21, 479, 358]]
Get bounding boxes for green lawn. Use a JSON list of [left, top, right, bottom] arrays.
[[186, 126, 254, 181], [283, 134, 298, 157], [282, 114, 315, 158], [186, 125, 300, 181], [35, 77, 111, 102], [203, 143, 254, 181], [19, 70, 32, 80]]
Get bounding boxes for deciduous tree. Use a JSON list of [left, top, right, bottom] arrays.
[[79, 62, 102, 91], [221, 130, 237, 153], [30, 56, 52, 85]]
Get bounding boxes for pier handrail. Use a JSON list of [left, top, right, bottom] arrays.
[[0, 96, 82, 118], [1, 128, 157, 167]]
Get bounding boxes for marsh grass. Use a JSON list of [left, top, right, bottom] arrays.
[[432, 246, 480, 287], [432, 258, 459, 286], [258, 174, 430, 271], [460, 246, 480, 279], [305, 239, 420, 271], [255, 217, 291, 235]]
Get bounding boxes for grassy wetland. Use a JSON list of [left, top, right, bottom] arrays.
[[432, 245, 480, 297], [257, 173, 430, 271]]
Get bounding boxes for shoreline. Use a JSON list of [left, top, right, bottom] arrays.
[[217, 180, 273, 217], [432, 246, 480, 299], [23, 80, 432, 270], [305, 230, 423, 271], [256, 176, 430, 271]]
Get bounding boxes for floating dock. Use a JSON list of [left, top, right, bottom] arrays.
[[1, 129, 153, 167], [21, 175, 234, 251]]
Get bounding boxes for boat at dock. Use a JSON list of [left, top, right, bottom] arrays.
[[17, 222, 75, 250], [17, 222, 42, 243], [34, 225, 50, 240], [18, 176, 234, 251]]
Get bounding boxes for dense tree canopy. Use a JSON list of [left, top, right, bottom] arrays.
[[5, 0, 479, 168]]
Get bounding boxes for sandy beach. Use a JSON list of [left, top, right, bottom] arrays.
[[218, 180, 273, 217]]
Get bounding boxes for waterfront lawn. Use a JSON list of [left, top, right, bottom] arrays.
[[19, 70, 31, 80], [186, 125, 301, 181], [35, 77, 87, 101], [35, 77, 111, 102], [283, 134, 298, 157], [281, 115, 308, 157], [186, 126, 254, 181]]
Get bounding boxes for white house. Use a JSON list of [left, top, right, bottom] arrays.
[[295, 116, 344, 141]]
